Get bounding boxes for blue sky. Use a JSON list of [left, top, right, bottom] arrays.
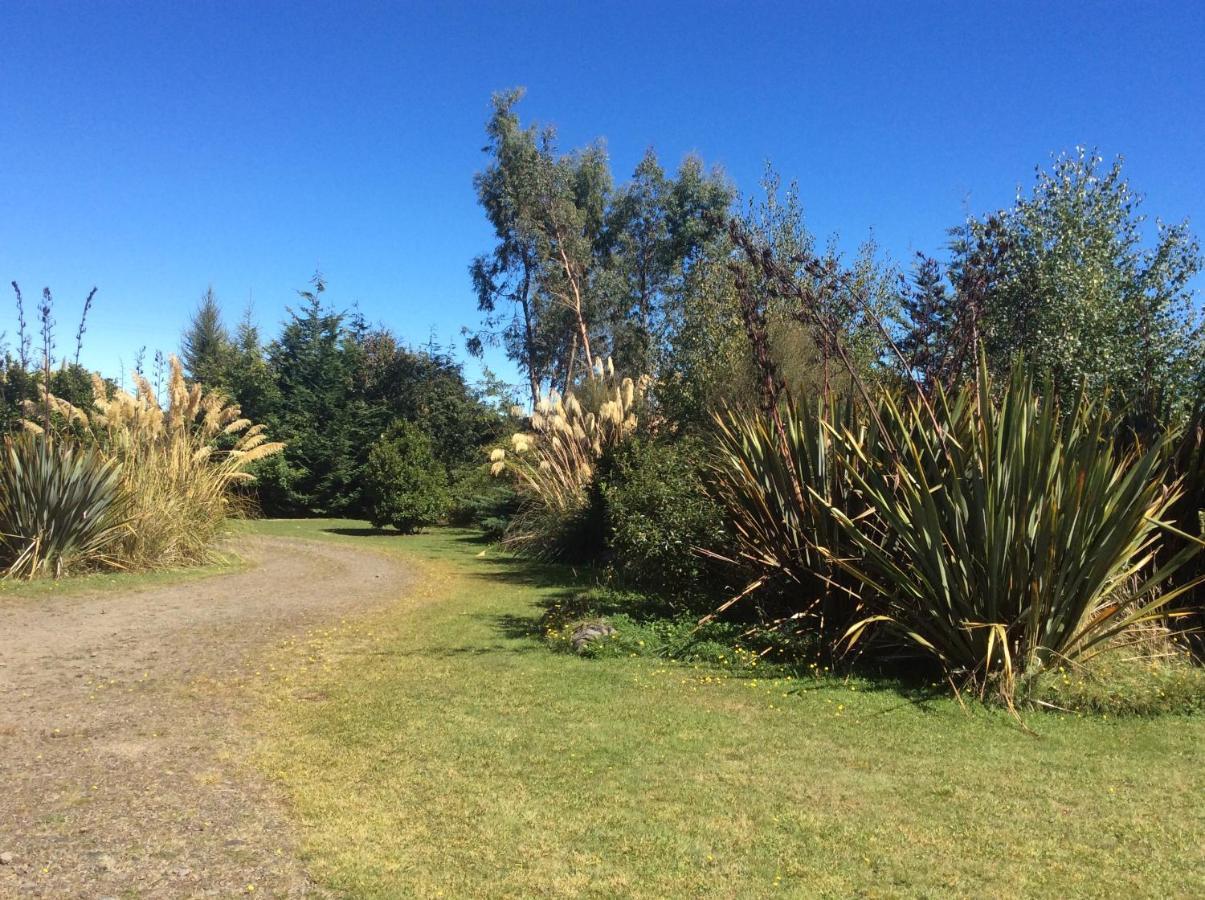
[[2, 0, 1203, 387]]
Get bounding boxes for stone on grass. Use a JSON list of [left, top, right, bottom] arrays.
[[570, 622, 617, 653]]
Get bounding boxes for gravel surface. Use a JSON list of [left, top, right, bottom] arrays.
[[0, 535, 410, 898]]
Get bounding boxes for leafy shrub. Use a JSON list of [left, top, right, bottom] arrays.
[[363, 421, 449, 533], [0, 433, 129, 577], [31, 358, 283, 570], [599, 436, 730, 609], [490, 362, 642, 559], [823, 360, 1200, 700], [447, 462, 519, 540]]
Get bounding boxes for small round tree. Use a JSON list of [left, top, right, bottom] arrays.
[[363, 421, 449, 533]]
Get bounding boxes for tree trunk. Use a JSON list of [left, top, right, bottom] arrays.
[[563, 332, 578, 393], [518, 255, 540, 407]]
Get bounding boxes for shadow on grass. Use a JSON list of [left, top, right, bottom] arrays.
[[317, 524, 954, 711], [322, 526, 495, 545], [322, 527, 398, 537], [469, 558, 955, 713], [490, 611, 546, 641]]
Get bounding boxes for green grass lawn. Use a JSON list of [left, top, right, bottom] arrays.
[[248, 519, 1205, 898], [0, 547, 245, 600]]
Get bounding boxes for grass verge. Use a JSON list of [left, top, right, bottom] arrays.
[[248, 519, 1205, 898], [0, 546, 246, 601]]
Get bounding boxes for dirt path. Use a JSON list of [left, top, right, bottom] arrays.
[[0, 535, 411, 899]]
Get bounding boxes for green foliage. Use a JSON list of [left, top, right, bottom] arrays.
[[180, 286, 235, 390], [897, 253, 965, 388], [0, 433, 128, 577], [190, 275, 507, 518], [655, 242, 755, 426], [360, 332, 509, 475], [539, 587, 808, 670], [468, 89, 732, 403], [363, 421, 449, 533], [954, 149, 1203, 425], [224, 307, 280, 424], [659, 170, 900, 428], [1026, 642, 1205, 716], [824, 360, 1199, 698], [447, 463, 519, 540], [0, 359, 104, 438], [256, 277, 380, 515], [710, 397, 864, 641], [596, 150, 733, 378], [0, 358, 38, 435], [599, 437, 730, 609], [1162, 401, 1205, 658], [468, 88, 611, 401]]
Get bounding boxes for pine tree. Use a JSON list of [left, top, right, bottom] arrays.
[[899, 254, 957, 388], [180, 287, 234, 389]]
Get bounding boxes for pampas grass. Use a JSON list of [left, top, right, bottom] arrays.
[[26, 356, 283, 570], [491, 360, 642, 558]]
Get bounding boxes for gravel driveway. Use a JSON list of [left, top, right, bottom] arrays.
[[0, 535, 410, 898]]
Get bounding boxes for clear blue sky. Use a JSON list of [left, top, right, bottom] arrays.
[[3, 0, 1203, 387]]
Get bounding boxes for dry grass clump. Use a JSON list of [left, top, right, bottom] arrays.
[[491, 359, 642, 557], [26, 356, 283, 570]]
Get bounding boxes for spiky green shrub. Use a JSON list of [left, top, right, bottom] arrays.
[[709, 397, 865, 640], [0, 433, 129, 578], [1161, 402, 1205, 658], [822, 361, 1201, 698], [363, 421, 449, 533]]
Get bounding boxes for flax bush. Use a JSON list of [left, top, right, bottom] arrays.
[[823, 361, 1202, 699], [0, 433, 129, 577], [708, 359, 1204, 702], [709, 397, 865, 641]]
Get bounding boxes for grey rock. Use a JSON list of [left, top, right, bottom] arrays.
[[570, 622, 617, 652], [0, 852, 13, 865], [95, 853, 117, 872]]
